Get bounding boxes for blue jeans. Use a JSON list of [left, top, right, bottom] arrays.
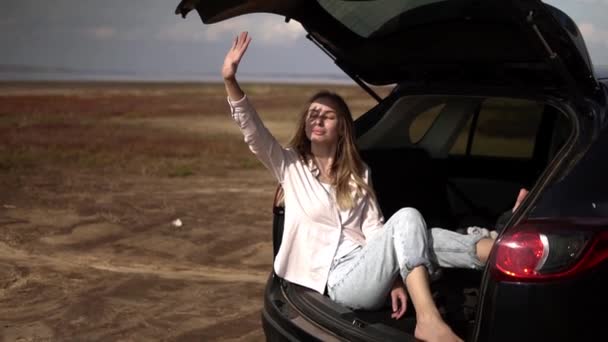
[[326, 207, 486, 310]]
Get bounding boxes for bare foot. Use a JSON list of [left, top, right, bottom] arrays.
[[414, 316, 463, 342]]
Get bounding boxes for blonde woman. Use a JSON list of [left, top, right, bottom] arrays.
[[222, 32, 495, 342]]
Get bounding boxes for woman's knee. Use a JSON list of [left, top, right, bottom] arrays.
[[394, 207, 423, 220], [388, 207, 427, 233]]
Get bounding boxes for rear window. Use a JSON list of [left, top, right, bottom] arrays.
[[409, 104, 444, 143], [317, 0, 444, 38], [450, 98, 544, 159], [356, 95, 552, 160]]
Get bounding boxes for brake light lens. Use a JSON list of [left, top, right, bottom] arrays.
[[495, 231, 547, 277], [491, 220, 608, 281]]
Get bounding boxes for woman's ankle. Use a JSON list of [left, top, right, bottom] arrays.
[[415, 314, 462, 342], [415, 308, 443, 323]]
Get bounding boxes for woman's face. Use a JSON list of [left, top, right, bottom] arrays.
[[305, 97, 340, 146]]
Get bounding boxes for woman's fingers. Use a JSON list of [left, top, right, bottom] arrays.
[[238, 31, 248, 44], [222, 32, 251, 79], [236, 32, 251, 56], [390, 291, 407, 319], [235, 32, 248, 50], [229, 32, 251, 64], [391, 293, 398, 316], [396, 293, 407, 319], [512, 188, 529, 212], [231, 35, 238, 50], [241, 34, 251, 54]]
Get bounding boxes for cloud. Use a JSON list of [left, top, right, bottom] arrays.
[[85, 26, 117, 40], [256, 18, 302, 43], [579, 22, 608, 47], [579, 22, 595, 36], [157, 14, 305, 45]]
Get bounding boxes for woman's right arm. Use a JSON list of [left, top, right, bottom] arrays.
[[222, 32, 291, 182]]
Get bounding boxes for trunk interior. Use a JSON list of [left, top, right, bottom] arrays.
[[271, 89, 575, 340]]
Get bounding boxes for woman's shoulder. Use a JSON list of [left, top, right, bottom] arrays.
[[279, 147, 307, 170], [284, 147, 300, 159]]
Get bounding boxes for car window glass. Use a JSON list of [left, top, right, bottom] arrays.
[[449, 115, 474, 155], [317, 0, 443, 38], [409, 104, 444, 143], [449, 98, 544, 158]]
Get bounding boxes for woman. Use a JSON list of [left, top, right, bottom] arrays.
[[223, 32, 495, 342]]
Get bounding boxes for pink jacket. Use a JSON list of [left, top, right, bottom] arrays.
[[228, 95, 385, 293]]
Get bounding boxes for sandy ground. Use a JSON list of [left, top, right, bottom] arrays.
[[0, 173, 275, 342], [0, 81, 383, 341]]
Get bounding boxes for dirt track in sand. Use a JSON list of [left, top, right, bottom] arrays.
[[0, 81, 384, 341], [0, 172, 276, 342]]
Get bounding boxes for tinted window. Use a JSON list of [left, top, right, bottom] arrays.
[[317, 0, 443, 37], [450, 115, 474, 155], [449, 98, 544, 158], [409, 104, 444, 143]]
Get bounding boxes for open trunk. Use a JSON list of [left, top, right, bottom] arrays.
[[176, 0, 601, 105], [270, 88, 577, 340]]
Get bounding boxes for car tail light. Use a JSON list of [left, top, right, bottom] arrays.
[[491, 219, 608, 281]]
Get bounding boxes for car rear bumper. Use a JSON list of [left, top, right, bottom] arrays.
[[262, 272, 340, 342], [475, 261, 608, 342]]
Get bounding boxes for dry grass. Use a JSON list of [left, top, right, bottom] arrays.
[[0, 81, 383, 178]]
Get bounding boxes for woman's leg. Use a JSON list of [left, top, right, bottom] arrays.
[[326, 207, 434, 310], [413, 228, 493, 341], [389, 209, 465, 342], [405, 266, 462, 342], [428, 227, 491, 270], [327, 207, 471, 341], [476, 238, 494, 263]]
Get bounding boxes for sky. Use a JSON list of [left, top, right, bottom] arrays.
[[0, 0, 607, 82]]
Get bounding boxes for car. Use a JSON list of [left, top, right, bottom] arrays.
[[175, 1, 608, 341]]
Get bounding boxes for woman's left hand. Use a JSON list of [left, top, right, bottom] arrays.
[[390, 278, 407, 319], [222, 31, 251, 81]]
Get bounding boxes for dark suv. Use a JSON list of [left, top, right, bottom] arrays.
[[176, 1, 608, 341]]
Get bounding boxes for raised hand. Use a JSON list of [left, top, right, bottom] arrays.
[[222, 31, 252, 81]]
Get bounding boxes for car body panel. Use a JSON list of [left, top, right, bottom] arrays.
[[475, 260, 608, 342], [262, 273, 338, 342], [530, 121, 608, 218]]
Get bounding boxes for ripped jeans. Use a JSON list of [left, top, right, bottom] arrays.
[[326, 207, 486, 310]]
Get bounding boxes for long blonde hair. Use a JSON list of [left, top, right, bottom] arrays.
[[288, 91, 375, 210]]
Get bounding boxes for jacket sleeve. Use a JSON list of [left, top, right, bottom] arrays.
[[360, 167, 385, 239], [228, 94, 293, 183]]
